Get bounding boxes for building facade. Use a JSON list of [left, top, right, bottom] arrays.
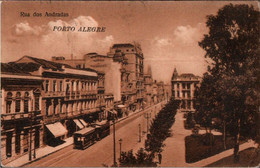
[[144, 65, 153, 107], [1, 56, 105, 163], [108, 43, 145, 111], [171, 68, 201, 112], [1, 63, 43, 163]]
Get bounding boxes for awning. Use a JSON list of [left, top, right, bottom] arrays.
[[79, 119, 88, 127], [46, 122, 68, 138], [73, 119, 84, 129], [117, 104, 125, 108]]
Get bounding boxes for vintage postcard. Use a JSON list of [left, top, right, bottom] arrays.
[[1, 1, 259, 167]]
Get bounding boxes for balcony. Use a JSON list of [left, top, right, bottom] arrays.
[[2, 110, 42, 121], [44, 91, 65, 97]]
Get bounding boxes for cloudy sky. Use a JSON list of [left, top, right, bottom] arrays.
[[1, 1, 258, 83]]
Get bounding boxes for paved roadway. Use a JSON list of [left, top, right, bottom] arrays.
[[25, 102, 165, 167]]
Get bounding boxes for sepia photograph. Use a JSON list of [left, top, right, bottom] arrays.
[[1, 0, 259, 167]]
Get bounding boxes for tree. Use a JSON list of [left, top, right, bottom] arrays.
[[119, 148, 157, 167], [197, 3, 259, 162]]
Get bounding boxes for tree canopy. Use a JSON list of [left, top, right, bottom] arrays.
[[195, 3, 259, 162]]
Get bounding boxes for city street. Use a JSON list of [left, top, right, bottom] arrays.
[[25, 102, 165, 167]]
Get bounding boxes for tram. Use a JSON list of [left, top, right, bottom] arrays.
[[92, 120, 110, 140], [73, 127, 96, 149], [73, 120, 110, 149]]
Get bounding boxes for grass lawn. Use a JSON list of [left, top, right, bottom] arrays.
[[185, 134, 242, 163], [206, 147, 260, 167]]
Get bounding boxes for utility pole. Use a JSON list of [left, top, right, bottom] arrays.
[[29, 110, 37, 161], [29, 111, 33, 161], [138, 124, 141, 142], [144, 112, 151, 133], [112, 114, 117, 166]]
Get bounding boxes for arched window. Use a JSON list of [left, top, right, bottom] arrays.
[[24, 92, 29, 113], [33, 89, 41, 111], [15, 92, 21, 112], [6, 92, 13, 114]]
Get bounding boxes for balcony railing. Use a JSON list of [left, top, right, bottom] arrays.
[[1, 110, 41, 121], [44, 91, 65, 97]]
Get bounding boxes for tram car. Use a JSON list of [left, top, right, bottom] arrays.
[[73, 120, 110, 150], [73, 127, 96, 149], [91, 120, 110, 140]]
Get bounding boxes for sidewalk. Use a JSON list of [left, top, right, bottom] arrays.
[[187, 140, 257, 167], [160, 111, 257, 167], [4, 137, 73, 167]]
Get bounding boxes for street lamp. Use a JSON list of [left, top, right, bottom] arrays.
[[119, 138, 123, 160], [144, 112, 151, 133]]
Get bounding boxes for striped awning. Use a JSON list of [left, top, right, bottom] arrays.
[[79, 119, 88, 127], [73, 119, 84, 129], [45, 122, 68, 138]]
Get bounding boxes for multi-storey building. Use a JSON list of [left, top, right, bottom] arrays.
[[171, 68, 201, 112], [108, 43, 145, 111], [1, 55, 106, 165], [144, 65, 153, 106], [157, 81, 166, 102], [152, 81, 159, 104], [52, 53, 115, 116], [1, 63, 43, 163]]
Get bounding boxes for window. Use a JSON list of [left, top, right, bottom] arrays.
[[15, 132, 21, 154], [81, 82, 84, 89], [72, 82, 74, 91], [59, 81, 63, 91], [183, 91, 185, 98], [6, 92, 12, 114], [182, 83, 186, 89], [66, 103, 69, 112], [187, 83, 191, 89], [15, 92, 21, 112], [45, 80, 49, 92], [177, 83, 179, 89], [53, 80, 56, 92], [187, 92, 191, 98], [76, 81, 79, 91], [46, 101, 49, 116], [177, 91, 180, 97], [35, 96, 40, 111], [53, 102, 56, 114], [6, 101, 12, 113], [66, 83, 70, 93], [187, 101, 191, 109], [24, 92, 29, 113]]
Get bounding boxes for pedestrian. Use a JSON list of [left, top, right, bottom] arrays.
[[158, 152, 162, 164]]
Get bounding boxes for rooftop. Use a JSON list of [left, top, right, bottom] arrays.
[[17, 56, 73, 71], [1, 63, 31, 75], [112, 43, 134, 48]]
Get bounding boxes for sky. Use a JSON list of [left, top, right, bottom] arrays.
[[1, 1, 259, 83]]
